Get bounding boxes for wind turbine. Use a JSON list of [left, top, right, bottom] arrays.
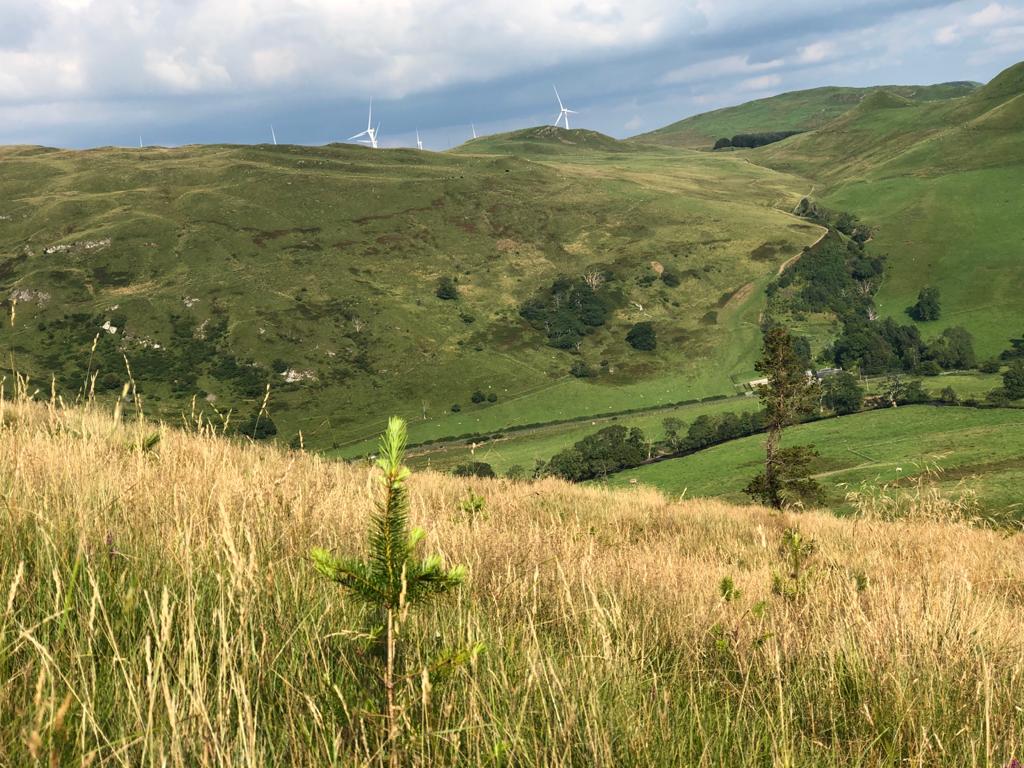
[[139, 135, 143, 148], [270, 125, 278, 145], [471, 123, 478, 140], [553, 86, 578, 129], [348, 99, 379, 148], [416, 129, 424, 151]]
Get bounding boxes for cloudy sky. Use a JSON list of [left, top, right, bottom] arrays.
[[1, 0, 1022, 149]]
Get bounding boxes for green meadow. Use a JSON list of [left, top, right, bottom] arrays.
[[606, 405, 1024, 515]]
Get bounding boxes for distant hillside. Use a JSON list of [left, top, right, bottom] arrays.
[[633, 81, 979, 149], [456, 126, 632, 155], [751, 60, 1024, 357], [0, 138, 819, 450]]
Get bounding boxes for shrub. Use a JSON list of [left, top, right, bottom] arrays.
[[660, 270, 680, 287], [916, 360, 943, 376], [470, 390, 485, 404], [451, 403, 461, 413], [1003, 359, 1024, 400], [436, 276, 458, 300], [570, 360, 592, 378], [626, 322, 656, 351], [907, 287, 941, 322], [453, 461, 496, 478], [939, 386, 959, 404], [486, 392, 497, 403]]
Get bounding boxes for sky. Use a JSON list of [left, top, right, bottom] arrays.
[[1, 0, 1023, 150]]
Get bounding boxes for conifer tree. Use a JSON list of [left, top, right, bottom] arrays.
[[745, 327, 822, 508], [311, 417, 466, 766]]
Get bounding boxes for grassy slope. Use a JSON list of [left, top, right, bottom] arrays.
[[631, 82, 979, 149], [753, 61, 1024, 358], [2, 398, 1023, 766], [0, 135, 820, 450], [609, 405, 1024, 515]]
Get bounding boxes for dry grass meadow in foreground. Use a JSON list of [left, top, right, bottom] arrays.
[[0, 389, 1022, 767]]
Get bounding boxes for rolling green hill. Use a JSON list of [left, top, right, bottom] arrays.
[[0, 134, 820, 450], [632, 82, 979, 150], [753, 61, 1024, 358]]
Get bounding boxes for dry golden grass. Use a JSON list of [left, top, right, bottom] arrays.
[[1, 389, 1022, 766]]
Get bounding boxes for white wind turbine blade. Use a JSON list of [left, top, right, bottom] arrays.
[[271, 125, 277, 145], [348, 130, 369, 140], [367, 98, 373, 131], [553, 85, 564, 111]]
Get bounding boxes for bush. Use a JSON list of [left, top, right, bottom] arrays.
[[239, 408, 278, 440], [451, 404, 461, 413], [625, 322, 656, 351], [907, 287, 941, 322], [939, 386, 959, 404], [570, 360, 592, 378], [916, 360, 943, 376], [980, 358, 1002, 373], [660, 270, 680, 287], [470, 390, 485, 404], [436, 276, 458, 300], [452, 461, 496, 478], [486, 392, 497, 403], [1003, 359, 1024, 400]]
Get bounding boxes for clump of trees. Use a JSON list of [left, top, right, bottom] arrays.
[[821, 371, 864, 414], [907, 287, 941, 321], [519, 273, 619, 349], [768, 231, 883, 319], [713, 131, 803, 150], [544, 425, 648, 482], [829, 322, 975, 374], [744, 327, 823, 509], [543, 408, 768, 482]]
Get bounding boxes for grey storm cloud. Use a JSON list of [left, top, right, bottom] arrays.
[[0, 0, 1022, 148]]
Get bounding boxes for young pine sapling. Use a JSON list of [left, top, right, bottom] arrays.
[[311, 416, 467, 766]]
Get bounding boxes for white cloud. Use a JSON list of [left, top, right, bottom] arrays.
[[968, 3, 1019, 27], [661, 55, 783, 85], [798, 41, 835, 63], [738, 74, 782, 91], [624, 114, 643, 130], [934, 25, 960, 44]]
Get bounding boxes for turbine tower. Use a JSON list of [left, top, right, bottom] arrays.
[[271, 125, 278, 145], [416, 129, 424, 151], [348, 99, 379, 149], [552, 86, 578, 129]]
